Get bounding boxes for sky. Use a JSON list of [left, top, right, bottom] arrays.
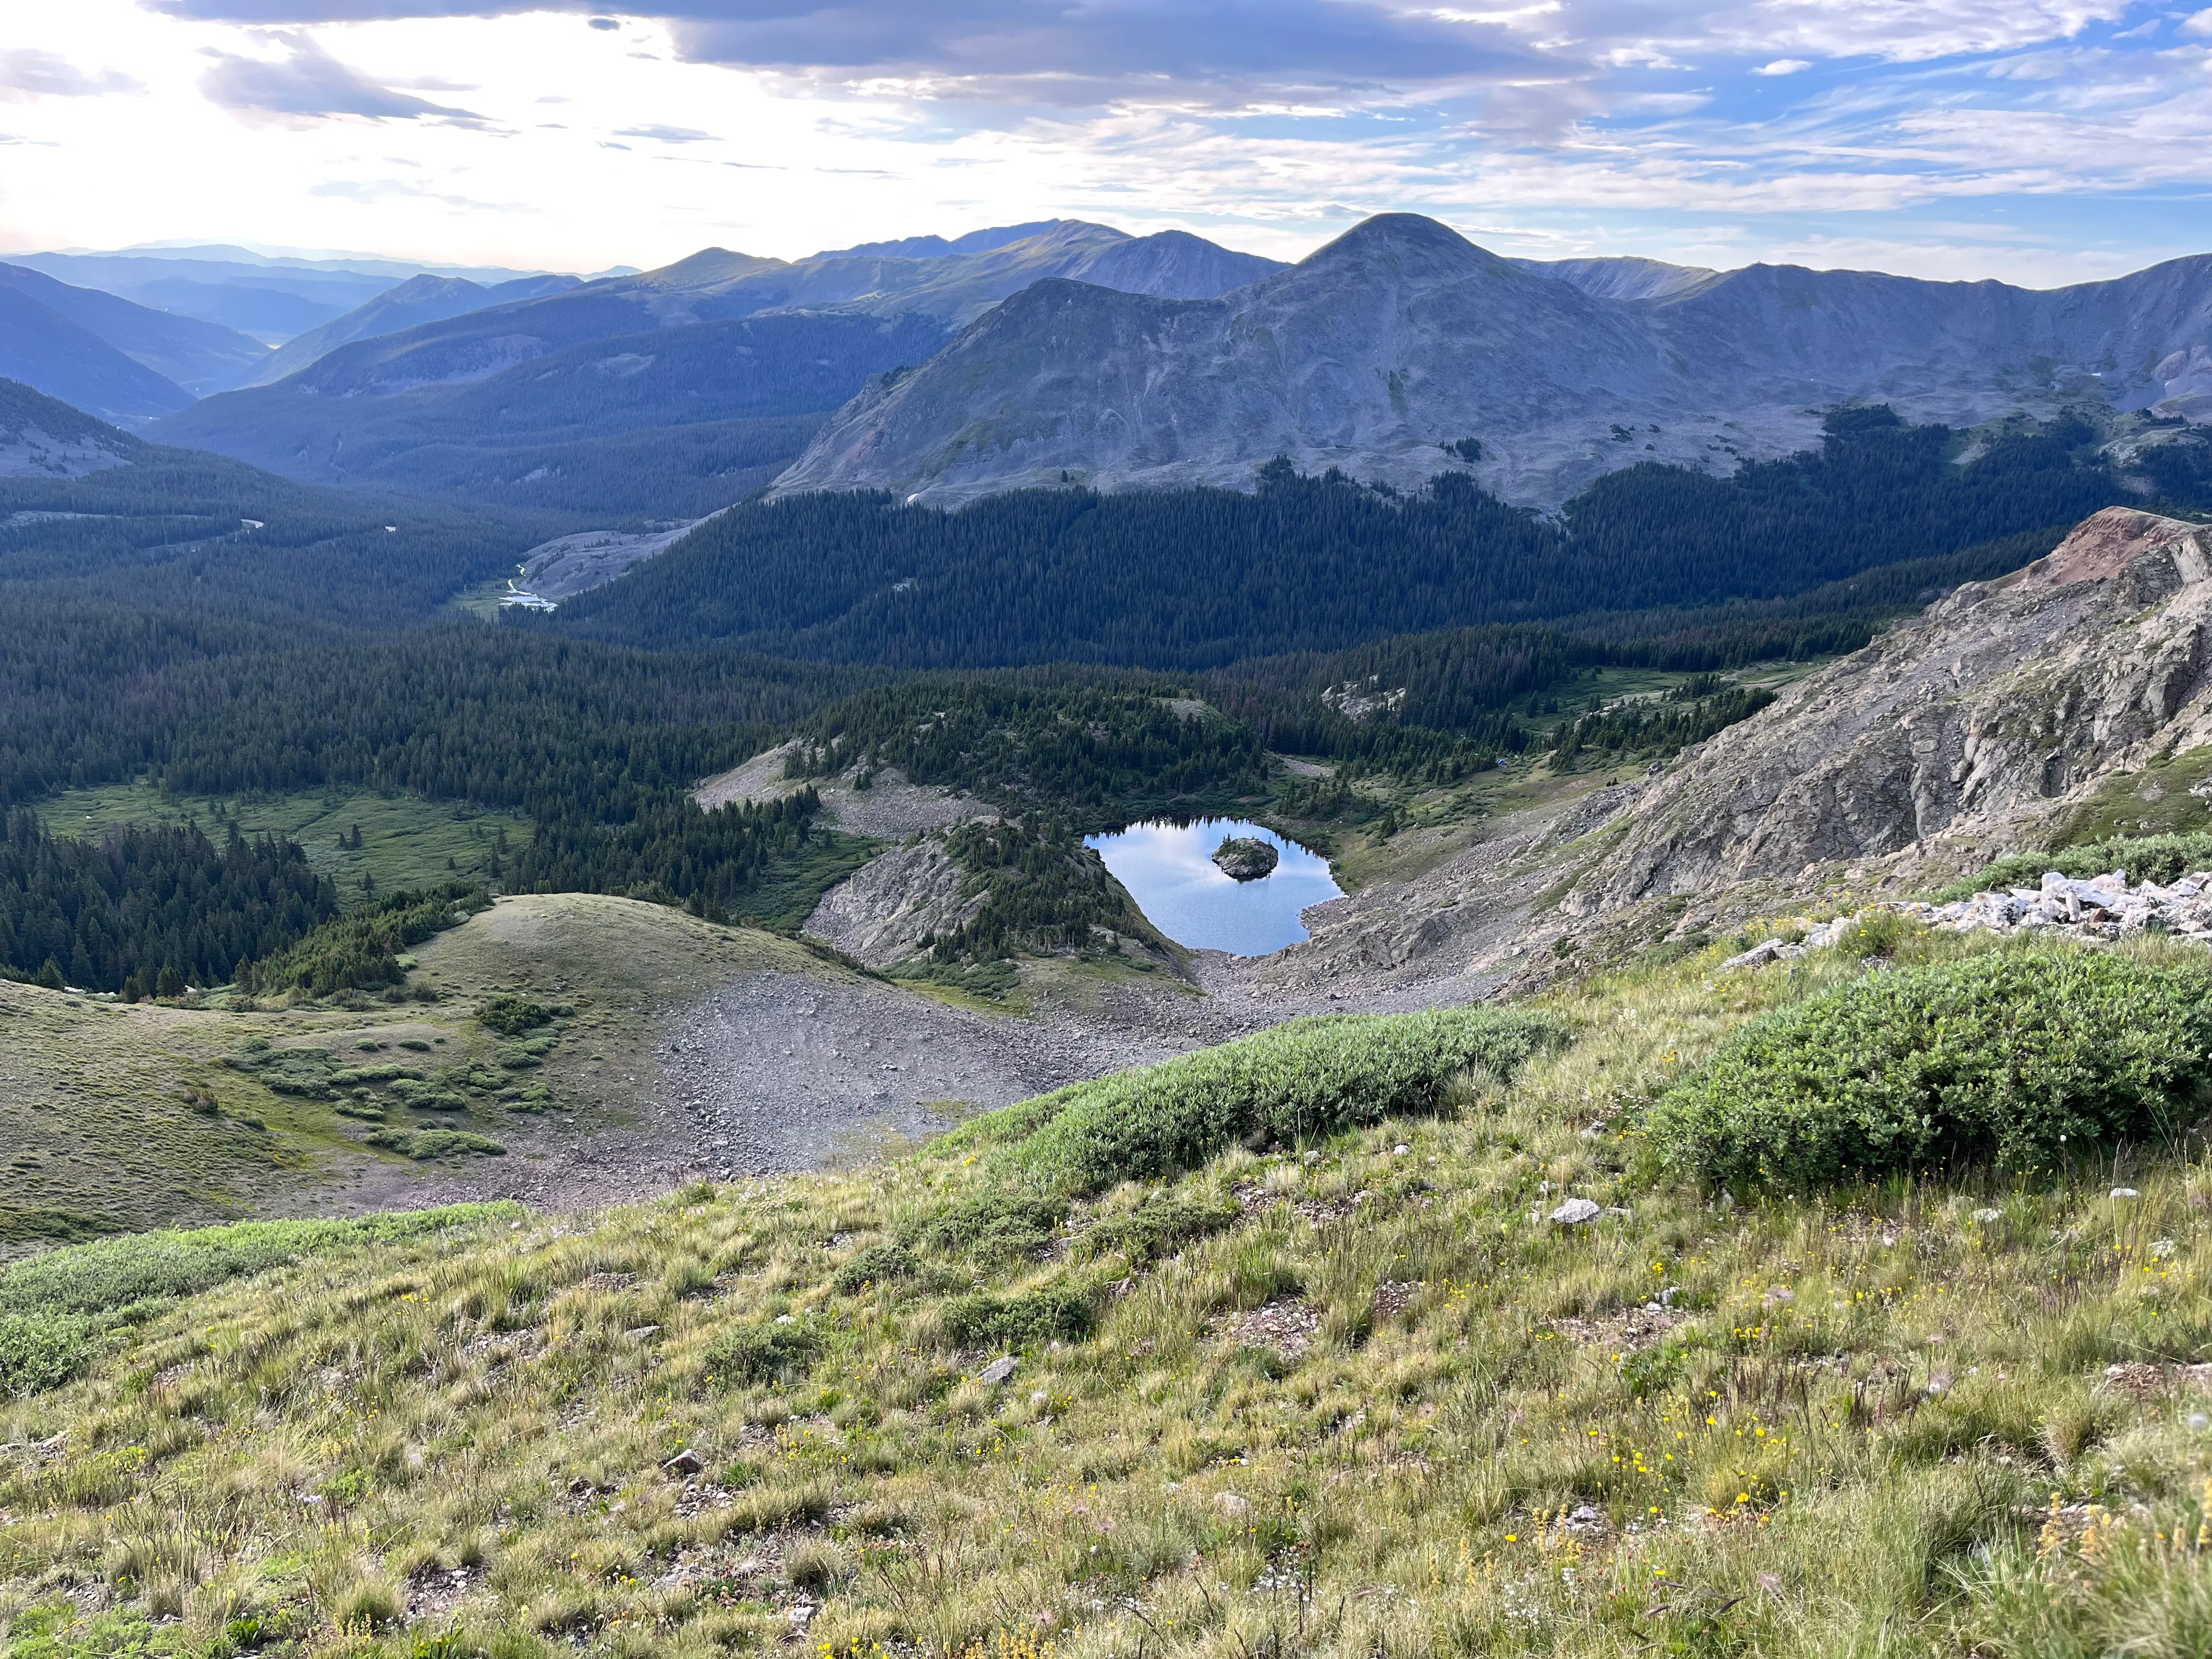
[[1, 0, 2209, 286]]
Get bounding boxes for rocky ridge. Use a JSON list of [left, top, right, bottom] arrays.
[[1562, 507, 2212, 917], [772, 216, 2212, 508], [1214, 507, 2212, 1006]]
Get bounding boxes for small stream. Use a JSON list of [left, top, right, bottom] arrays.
[[1085, 817, 1343, 956]]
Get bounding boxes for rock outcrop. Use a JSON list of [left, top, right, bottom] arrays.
[[1211, 837, 1279, 881], [802, 837, 985, 969], [1564, 508, 2212, 915]]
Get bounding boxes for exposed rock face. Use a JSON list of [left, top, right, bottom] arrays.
[[772, 215, 2212, 509], [1564, 508, 2212, 915], [506, 517, 710, 605], [1212, 837, 1279, 881], [802, 838, 986, 969]]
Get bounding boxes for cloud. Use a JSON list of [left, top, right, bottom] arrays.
[[200, 30, 494, 126], [588, 14, 620, 26], [2182, 8, 2212, 35], [616, 123, 716, 140], [1752, 59, 1812, 76], [0, 48, 143, 101], [308, 177, 536, 210]]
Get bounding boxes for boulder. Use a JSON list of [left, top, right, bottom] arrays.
[[1549, 1198, 1603, 1226], [1212, 836, 1280, 881]]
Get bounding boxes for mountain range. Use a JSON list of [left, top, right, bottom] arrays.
[[6, 245, 578, 345], [10, 212, 2212, 523], [148, 220, 1284, 510], [772, 214, 2212, 507], [244, 272, 585, 386]]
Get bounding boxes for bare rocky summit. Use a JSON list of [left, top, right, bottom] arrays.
[[773, 215, 2212, 509]]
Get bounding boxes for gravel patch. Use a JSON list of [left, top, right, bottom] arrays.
[[664, 968, 1268, 1177]]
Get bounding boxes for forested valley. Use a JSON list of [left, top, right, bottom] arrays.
[[4, 373, 2204, 996]]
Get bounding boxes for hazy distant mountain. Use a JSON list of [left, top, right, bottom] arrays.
[[103, 242, 591, 284], [157, 311, 950, 516], [0, 287, 193, 424], [8, 247, 586, 347], [247, 272, 585, 386], [151, 222, 1282, 512], [9, 252, 397, 343], [772, 214, 2212, 507], [0, 264, 269, 396]]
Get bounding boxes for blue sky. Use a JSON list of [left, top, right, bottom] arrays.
[[0, 0, 2207, 284]]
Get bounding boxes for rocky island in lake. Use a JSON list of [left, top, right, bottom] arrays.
[[1211, 835, 1279, 881]]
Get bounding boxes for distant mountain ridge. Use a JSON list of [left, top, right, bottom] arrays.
[[0, 287, 195, 424], [770, 215, 2212, 508], [245, 272, 584, 387], [150, 221, 1286, 515], [0, 264, 269, 397]]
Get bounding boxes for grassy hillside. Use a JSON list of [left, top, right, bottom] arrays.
[[0, 895, 842, 1250], [4, 927, 2209, 1656], [33, 785, 533, 909]]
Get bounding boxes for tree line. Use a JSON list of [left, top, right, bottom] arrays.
[[0, 810, 335, 995], [536, 408, 2176, 669]]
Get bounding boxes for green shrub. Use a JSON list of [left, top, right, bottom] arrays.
[[0, 1207, 517, 1318], [939, 1286, 1094, 1350], [479, 996, 559, 1036], [1933, 832, 2212, 902], [238, 882, 489, 998], [702, 1320, 821, 1388], [0, 1309, 89, 1397], [833, 1242, 917, 1294], [1647, 948, 2212, 1191], [364, 1128, 506, 1160], [982, 1006, 1561, 1194], [1076, 1194, 1242, 1265], [912, 1193, 1065, 1262]]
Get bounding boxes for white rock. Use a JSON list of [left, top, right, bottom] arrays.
[[2111, 1187, 2142, 1200], [978, 1356, 1019, 1385], [1549, 1198, 1603, 1226]]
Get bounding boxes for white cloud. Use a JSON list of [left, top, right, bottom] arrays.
[[2181, 8, 2212, 35], [0, 0, 2191, 285], [1752, 59, 1812, 76], [0, 48, 143, 101], [200, 31, 494, 127]]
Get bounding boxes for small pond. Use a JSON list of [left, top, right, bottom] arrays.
[[1084, 817, 1344, 956]]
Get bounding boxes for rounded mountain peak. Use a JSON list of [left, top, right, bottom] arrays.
[[1293, 214, 1515, 286]]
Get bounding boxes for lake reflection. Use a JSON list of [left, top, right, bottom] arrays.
[[1084, 817, 1343, 956]]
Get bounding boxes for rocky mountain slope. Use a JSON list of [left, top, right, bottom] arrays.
[[0, 375, 142, 476], [1235, 507, 2212, 1002], [773, 216, 2212, 507], [1564, 506, 2212, 912]]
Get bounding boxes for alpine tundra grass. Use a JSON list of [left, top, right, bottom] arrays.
[[3, 929, 2211, 1657]]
